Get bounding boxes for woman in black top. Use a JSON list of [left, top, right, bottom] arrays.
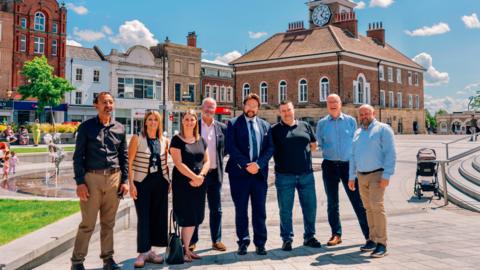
[[170, 109, 210, 262], [128, 111, 170, 268]]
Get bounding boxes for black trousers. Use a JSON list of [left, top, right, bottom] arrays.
[[322, 160, 369, 240], [191, 168, 223, 244], [133, 172, 169, 253]]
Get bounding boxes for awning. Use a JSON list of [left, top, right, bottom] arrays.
[[14, 101, 68, 112], [215, 107, 232, 115]]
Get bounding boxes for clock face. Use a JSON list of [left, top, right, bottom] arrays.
[[312, 5, 332, 27]]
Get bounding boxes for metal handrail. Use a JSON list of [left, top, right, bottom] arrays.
[[443, 131, 478, 159], [419, 145, 480, 206]]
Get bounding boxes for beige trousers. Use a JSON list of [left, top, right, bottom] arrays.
[[357, 171, 387, 246], [71, 172, 120, 264]]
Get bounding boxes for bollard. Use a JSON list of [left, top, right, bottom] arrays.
[[440, 162, 449, 206]]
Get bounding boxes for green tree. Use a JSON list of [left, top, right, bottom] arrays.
[[436, 109, 447, 116], [18, 56, 74, 131], [425, 110, 437, 130], [470, 94, 480, 111]]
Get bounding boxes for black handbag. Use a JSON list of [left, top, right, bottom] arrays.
[[166, 210, 184, 264]]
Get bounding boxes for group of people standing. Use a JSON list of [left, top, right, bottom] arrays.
[[2, 119, 42, 146], [70, 91, 396, 270]]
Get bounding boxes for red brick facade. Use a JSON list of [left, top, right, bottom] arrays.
[[2, 0, 67, 93]]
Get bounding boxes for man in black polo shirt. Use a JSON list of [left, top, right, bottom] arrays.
[[271, 100, 321, 251], [71, 92, 129, 270]]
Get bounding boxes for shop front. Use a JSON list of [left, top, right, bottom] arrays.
[[13, 101, 68, 124]]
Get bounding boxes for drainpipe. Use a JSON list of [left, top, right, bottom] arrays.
[[377, 60, 382, 121], [162, 47, 167, 132], [336, 52, 341, 100], [233, 65, 237, 117]]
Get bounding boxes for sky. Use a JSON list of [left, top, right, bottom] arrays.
[[64, 0, 480, 113]]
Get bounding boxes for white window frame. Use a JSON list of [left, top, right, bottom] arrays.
[[414, 72, 419, 86], [379, 65, 385, 81], [220, 86, 226, 102], [51, 40, 57, 56], [93, 70, 100, 83], [380, 90, 386, 108], [227, 87, 233, 102], [396, 68, 402, 84], [53, 22, 58, 33], [319, 77, 329, 102], [415, 95, 420, 109], [278, 80, 287, 103], [260, 82, 268, 104], [21, 17, 27, 29], [33, 36, 44, 54], [397, 92, 402, 108], [242, 83, 250, 101], [408, 94, 413, 108], [19, 34, 26, 52], [389, 91, 394, 108], [75, 91, 82, 105], [408, 71, 412, 85], [353, 74, 370, 104], [75, 68, 83, 81], [34, 12, 45, 32], [387, 67, 393, 82], [298, 79, 308, 103], [205, 85, 211, 98], [212, 85, 218, 101]]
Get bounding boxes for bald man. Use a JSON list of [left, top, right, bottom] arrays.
[[316, 94, 369, 248], [348, 104, 396, 258]]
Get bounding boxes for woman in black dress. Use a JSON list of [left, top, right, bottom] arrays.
[[128, 111, 170, 268], [169, 109, 210, 262]]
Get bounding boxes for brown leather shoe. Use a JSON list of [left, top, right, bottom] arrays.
[[212, 242, 227, 251], [327, 235, 342, 246]]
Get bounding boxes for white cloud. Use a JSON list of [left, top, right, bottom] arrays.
[[369, 0, 394, 8], [102, 25, 113, 35], [456, 82, 480, 96], [462, 13, 480, 29], [412, 52, 449, 86], [405, 23, 450, 37], [203, 50, 242, 65], [425, 96, 469, 114], [73, 27, 105, 42], [66, 39, 82, 47], [65, 3, 88, 15], [354, 1, 366, 9], [110, 20, 159, 49], [248, 31, 268, 39]]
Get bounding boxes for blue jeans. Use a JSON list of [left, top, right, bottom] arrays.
[[275, 172, 317, 242], [322, 160, 369, 239]]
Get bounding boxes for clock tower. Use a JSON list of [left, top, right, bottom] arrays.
[[307, 0, 357, 28]]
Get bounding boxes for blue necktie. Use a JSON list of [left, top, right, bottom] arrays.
[[249, 120, 259, 162]]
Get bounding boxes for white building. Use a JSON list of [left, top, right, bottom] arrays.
[[107, 45, 168, 134], [65, 45, 110, 122]]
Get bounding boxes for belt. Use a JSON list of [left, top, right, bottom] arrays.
[[88, 167, 121, 175], [208, 168, 218, 174], [358, 168, 384, 175], [324, 160, 349, 164]]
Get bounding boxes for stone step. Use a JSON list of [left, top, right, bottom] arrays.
[[447, 160, 480, 200], [459, 156, 480, 187], [442, 160, 480, 212], [472, 155, 480, 173]]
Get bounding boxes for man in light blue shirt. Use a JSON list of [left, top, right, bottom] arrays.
[[348, 104, 396, 259], [316, 94, 369, 248]]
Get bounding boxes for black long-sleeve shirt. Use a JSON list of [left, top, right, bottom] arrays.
[[73, 116, 128, 185]]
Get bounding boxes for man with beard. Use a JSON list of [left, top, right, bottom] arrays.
[[316, 94, 369, 248], [226, 93, 274, 255], [189, 97, 228, 252], [348, 104, 396, 258], [71, 92, 129, 270], [271, 101, 321, 251]]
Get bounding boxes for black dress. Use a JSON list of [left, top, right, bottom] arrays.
[[170, 135, 207, 227]]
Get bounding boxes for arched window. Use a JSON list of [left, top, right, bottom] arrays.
[[320, 77, 329, 102], [243, 83, 250, 101], [278, 80, 287, 103], [353, 74, 370, 104], [298, 79, 308, 103], [260, 82, 268, 104], [34, 12, 45, 31]]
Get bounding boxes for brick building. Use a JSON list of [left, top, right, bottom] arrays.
[[201, 61, 234, 122], [231, 0, 426, 134], [150, 32, 202, 135]]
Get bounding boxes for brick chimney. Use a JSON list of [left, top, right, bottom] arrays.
[[332, 12, 358, 38], [287, 21, 305, 32], [187, 31, 197, 47], [367, 22, 385, 46]]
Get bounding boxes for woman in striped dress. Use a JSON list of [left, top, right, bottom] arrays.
[[128, 110, 170, 268]]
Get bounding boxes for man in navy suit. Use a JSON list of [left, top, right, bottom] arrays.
[[190, 97, 228, 252], [226, 93, 274, 256]]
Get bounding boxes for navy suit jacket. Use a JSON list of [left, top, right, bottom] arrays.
[[225, 114, 274, 180], [198, 119, 227, 182]]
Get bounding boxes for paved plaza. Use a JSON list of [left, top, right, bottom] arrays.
[[11, 135, 480, 269]]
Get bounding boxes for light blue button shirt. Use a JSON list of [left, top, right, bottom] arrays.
[[316, 113, 357, 162], [349, 119, 396, 181], [246, 116, 261, 161]]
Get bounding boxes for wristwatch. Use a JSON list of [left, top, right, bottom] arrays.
[[199, 173, 206, 177]]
